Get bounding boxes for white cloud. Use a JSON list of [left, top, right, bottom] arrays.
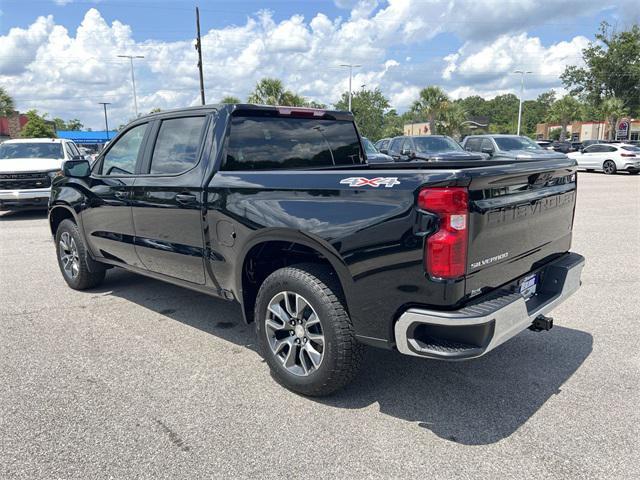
[[442, 33, 591, 96], [53, 0, 74, 6], [0, 2, 631, 129]]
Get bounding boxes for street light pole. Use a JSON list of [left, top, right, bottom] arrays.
[[99, 102, 111, 140], [118, 54, 144, 117], [514, 70, 532, 136], [339, 63, 361, 111]]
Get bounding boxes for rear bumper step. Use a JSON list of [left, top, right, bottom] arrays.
[[394, 252, 585, 360]]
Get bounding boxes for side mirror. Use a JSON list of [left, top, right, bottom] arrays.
[[379, 148, 389, 154], [63, 159, 91, 178], [401, 148, 413, 157], [481, 147, 494, 155]]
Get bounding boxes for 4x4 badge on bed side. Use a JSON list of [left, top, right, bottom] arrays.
[[340, 177, 400, 188]]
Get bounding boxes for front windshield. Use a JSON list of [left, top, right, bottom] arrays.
[[362, 138, 378, 155], [413, 136, 463, 153], [494, 136, 542, 151], [0, 143, 64, 159]]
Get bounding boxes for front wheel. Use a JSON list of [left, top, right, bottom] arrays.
[[55, 219, 106, 290], [255, 264, 363, 396], [603, 160, 617, 175]]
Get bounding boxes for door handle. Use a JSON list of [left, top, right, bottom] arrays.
[[114, 191, 129, 199], [175, 193, 197, 205]]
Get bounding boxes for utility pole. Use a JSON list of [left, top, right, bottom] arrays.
[[514, 70, 532, 136], [117, 54, 144, 117], [98, 102, 111, 140], [339, 63, 361, 111], [195, 6, 206, 105]]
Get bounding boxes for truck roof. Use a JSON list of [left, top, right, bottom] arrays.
[[138, 103, 354, 122]]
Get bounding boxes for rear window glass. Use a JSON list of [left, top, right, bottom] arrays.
[[621, 145, 640, 152], [494, 136, 541, 151], [0, 143, 64, 160], [464, 138, 481, 151], [224, 115, 362, 170], [413, 136, 463, 153]]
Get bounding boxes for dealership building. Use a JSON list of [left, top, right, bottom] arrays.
[[536, 119, 640, 142]]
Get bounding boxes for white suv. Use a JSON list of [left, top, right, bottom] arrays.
[[568, 143, 640, 175], [0, 138, 83, 210]]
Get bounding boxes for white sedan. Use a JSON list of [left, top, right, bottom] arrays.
[[568, 143, 640, 175]]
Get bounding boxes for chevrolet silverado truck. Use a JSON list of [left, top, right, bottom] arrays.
[[48, 104, 585, 395], [0, 138, 84, 210]]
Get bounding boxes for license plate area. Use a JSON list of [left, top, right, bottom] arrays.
[[519, 273, 538, 299]]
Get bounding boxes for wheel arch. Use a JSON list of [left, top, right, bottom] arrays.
[[235, 229, 353, 325], [48, 203, 79, 237]]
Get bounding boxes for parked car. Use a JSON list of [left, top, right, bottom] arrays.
[[362, 137, 393, 163], [49, 104, 584, 395], [568, 143, 640, 174], [462, 134, 568, 161], [551, 141, 573, 154], [0, 138, 83, 210], [536, 140, 554, 150], [374, 137, 391, 154], [387, 135, 486, 162], [580, 139, 604, 149]]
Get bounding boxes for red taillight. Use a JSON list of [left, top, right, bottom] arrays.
[[620, 153, 636, 157], [418, 187, 469, 279]]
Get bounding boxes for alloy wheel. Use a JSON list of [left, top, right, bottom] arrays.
[[59, 231, 80, 279], [265, 291, 325, 376], [603, 161, 616, 174]]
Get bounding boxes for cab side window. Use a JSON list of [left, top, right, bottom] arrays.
[[465, 138, 481, 151], [481, 138, 494, 152], [101, 124, 147, 176], [149, 116, 207, 175]]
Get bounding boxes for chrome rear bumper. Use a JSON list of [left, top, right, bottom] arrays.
[[394, 252, 585, 360]]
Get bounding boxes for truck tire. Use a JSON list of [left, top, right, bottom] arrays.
[[55, 219, 106, 290], [255, 264, 363, 396], [603, 160, 617, 175]]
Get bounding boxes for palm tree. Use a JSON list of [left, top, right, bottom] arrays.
[[410, 86, 450, 135], [439, 103, 467, 139], [247, 78, 306, 106], [546, 95, 582, 141], [600, 97, 628, 140]]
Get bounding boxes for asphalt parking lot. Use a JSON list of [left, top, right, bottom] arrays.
[[1, 172, 638, 479]]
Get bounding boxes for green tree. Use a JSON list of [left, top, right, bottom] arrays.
[[439, 102, 468, 138], [485, 94, 520, 133], [410, 86, 450, 135], [600, 97, 628, 140], [454, 95, 488, 118], [53, 117, 67, 131], [334, 88, 390, 140], [380, 109, 404, 139], [148, 108, 162, 114], [562, 22, 640, 115], [0, 87, 15, 117], [66, 118, 83, 130], [304, 100, 327, 109], [220, 96, 241, 104], [547, 95, 582, 141], [20, 110, 56, 138], [247, 78, 305, 106]]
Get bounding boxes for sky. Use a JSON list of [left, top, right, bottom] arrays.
[[0, 0, 637, 130]]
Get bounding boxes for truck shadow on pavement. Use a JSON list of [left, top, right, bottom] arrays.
[[98, 268, 592, 447], [0, 209, 49, 221]]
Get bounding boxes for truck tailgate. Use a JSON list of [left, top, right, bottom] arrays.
[[465, 159, 577, 296]]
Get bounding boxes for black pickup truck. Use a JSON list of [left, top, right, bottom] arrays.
[[49, 104, 584, 395]]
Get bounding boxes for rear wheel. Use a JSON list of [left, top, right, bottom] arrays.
[[255, 264, 363, 396], [55, 219, 106, 290], [603, 160, 617, 175]]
